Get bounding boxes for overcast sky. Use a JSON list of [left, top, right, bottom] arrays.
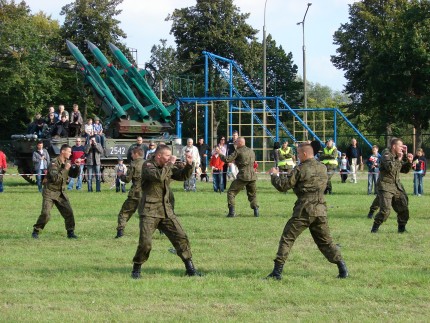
[[24, 0, 356, 91]]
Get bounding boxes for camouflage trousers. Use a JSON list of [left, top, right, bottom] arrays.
[[133, 216, 192, 265], [369, 195, 379, 214], [274, 214, 343, 265], [33, 192, 75, 232], [227, 178, 258, 209], [374, 190, 409, 226], [116, 197, 139, 231]]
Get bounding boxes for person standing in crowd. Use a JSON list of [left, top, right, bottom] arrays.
[[85, 136, 103, 192], [182, 138, 200, 192], [371, 138, 413, 233], [225, 131, 239, 185], [67, 138, 85, 191], [210, 146, 225, 193], [0, 149, 7, 193], [339, 153, 350, 183], [145, 142, 157, 159], [196, 137, 210, 181], [31, 144, 80, 239], [32, 141, 50, 193], [266, 143, 348, 280], [277, 140, 296, 176], [319, 139, 338, 195], [412, 148, 427, 196], [68, 104, 83, 137], [131, 145, 201, 279], [219, 137, 259, 217], [115, 147, 144, 238], [346, 138, 363, 183], [127, 136, 146, 164], [366, 145, 381, 195], [114, 157, 127, 193]]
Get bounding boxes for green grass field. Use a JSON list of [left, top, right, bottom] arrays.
[[1, 169, 429, 322]]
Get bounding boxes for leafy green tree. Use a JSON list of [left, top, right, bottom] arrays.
[[0, 0, 61, 137], [331, 0, 430, 148]]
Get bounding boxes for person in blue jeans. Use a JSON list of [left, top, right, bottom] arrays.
[[412, 148, 427, 196], [84, 136, 103, 192], [32, 141, 50, 192], [210, 146, 225, 193], [366, 145, 381, 195]]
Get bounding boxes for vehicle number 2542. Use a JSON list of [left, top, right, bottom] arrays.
[[109, 145, 127, 156]]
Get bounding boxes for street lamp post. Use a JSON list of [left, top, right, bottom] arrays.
[[262, 0, 268, 169], [297, 3, 312, 141]]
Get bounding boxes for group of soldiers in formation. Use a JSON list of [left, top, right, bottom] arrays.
[[28, 132, 415, 280]]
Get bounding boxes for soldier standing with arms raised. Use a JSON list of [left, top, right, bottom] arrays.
[[131, 145, 201, 279], [371, 138, 413, 233], [115, 147, 144, 238], [219, 137, 259, 217], [31, 144, 80, 239], [266, 143, 348, 279]]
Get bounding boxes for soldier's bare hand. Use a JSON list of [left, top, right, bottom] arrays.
[[169, 155, 177, 164], [64, 162, 71, 170]]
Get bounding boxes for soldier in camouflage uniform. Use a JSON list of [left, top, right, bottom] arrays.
[[32, 144, 80, 239], [219, 137, 259, 217], [131, 145, 201, 279], [266, 143, 348, 279], [319, 139, 338, 195], [371, 138, 413, 233], [115, 147, 145, 238]]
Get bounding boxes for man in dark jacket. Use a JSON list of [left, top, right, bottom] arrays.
[[345, 138, 363, 183], [219, 137, 259, 217]]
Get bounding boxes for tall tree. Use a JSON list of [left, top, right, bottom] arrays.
[[331, 0, 430, 147], [0, 0, 61, 137]]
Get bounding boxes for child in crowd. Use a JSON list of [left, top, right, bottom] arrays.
[[412, 148, 426, 196], [210, 146, 225, 193], [114, 157, 127, 193], [93, 117, 105, 148], [366, 145, 381, 195], [339, 153, 350, 183], [84, 118, 94, 144]]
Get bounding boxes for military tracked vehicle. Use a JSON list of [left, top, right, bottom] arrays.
[[10, 41, 182, 184]]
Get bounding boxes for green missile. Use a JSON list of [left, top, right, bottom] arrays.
[[108, 42, 171, 122], [86, 40, 150, 121], [66, 40, 127, 123]]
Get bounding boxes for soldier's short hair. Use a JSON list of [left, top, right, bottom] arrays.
[[390, 137, 402, 147], [60, 144, 71, 152], [132, 147, 144, 156], [155, 144, 171, 155], [298, 143, 314, 156]]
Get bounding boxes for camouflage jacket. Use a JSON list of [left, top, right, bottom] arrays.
[[44, 157, 78, 196], [271, 158, 328, 217], [137, 157, 194, 218], [219, 145, 256, 181], [121, 156, 144, 199], [377, 148, 412, 193]]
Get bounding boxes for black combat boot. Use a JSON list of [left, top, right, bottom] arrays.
[[184, 259, 202, 276], [324, 187, 329, 195], [253, 207, 259, 217], [266, 261, 284, 280], [115, 229, 123, 239], [67, 230, 78, 239], [370, 223, 380, 233], [367, 212, 374, 219], [336, 261, 349, 278], [131, 263, 141, 279], [227, 206, 236, 217], [31, 229, 39, 239], [398, 224, 406, 233]]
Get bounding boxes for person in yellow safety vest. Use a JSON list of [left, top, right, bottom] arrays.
[[319, 139, 338, 195], [277, 141, 296, 175]]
